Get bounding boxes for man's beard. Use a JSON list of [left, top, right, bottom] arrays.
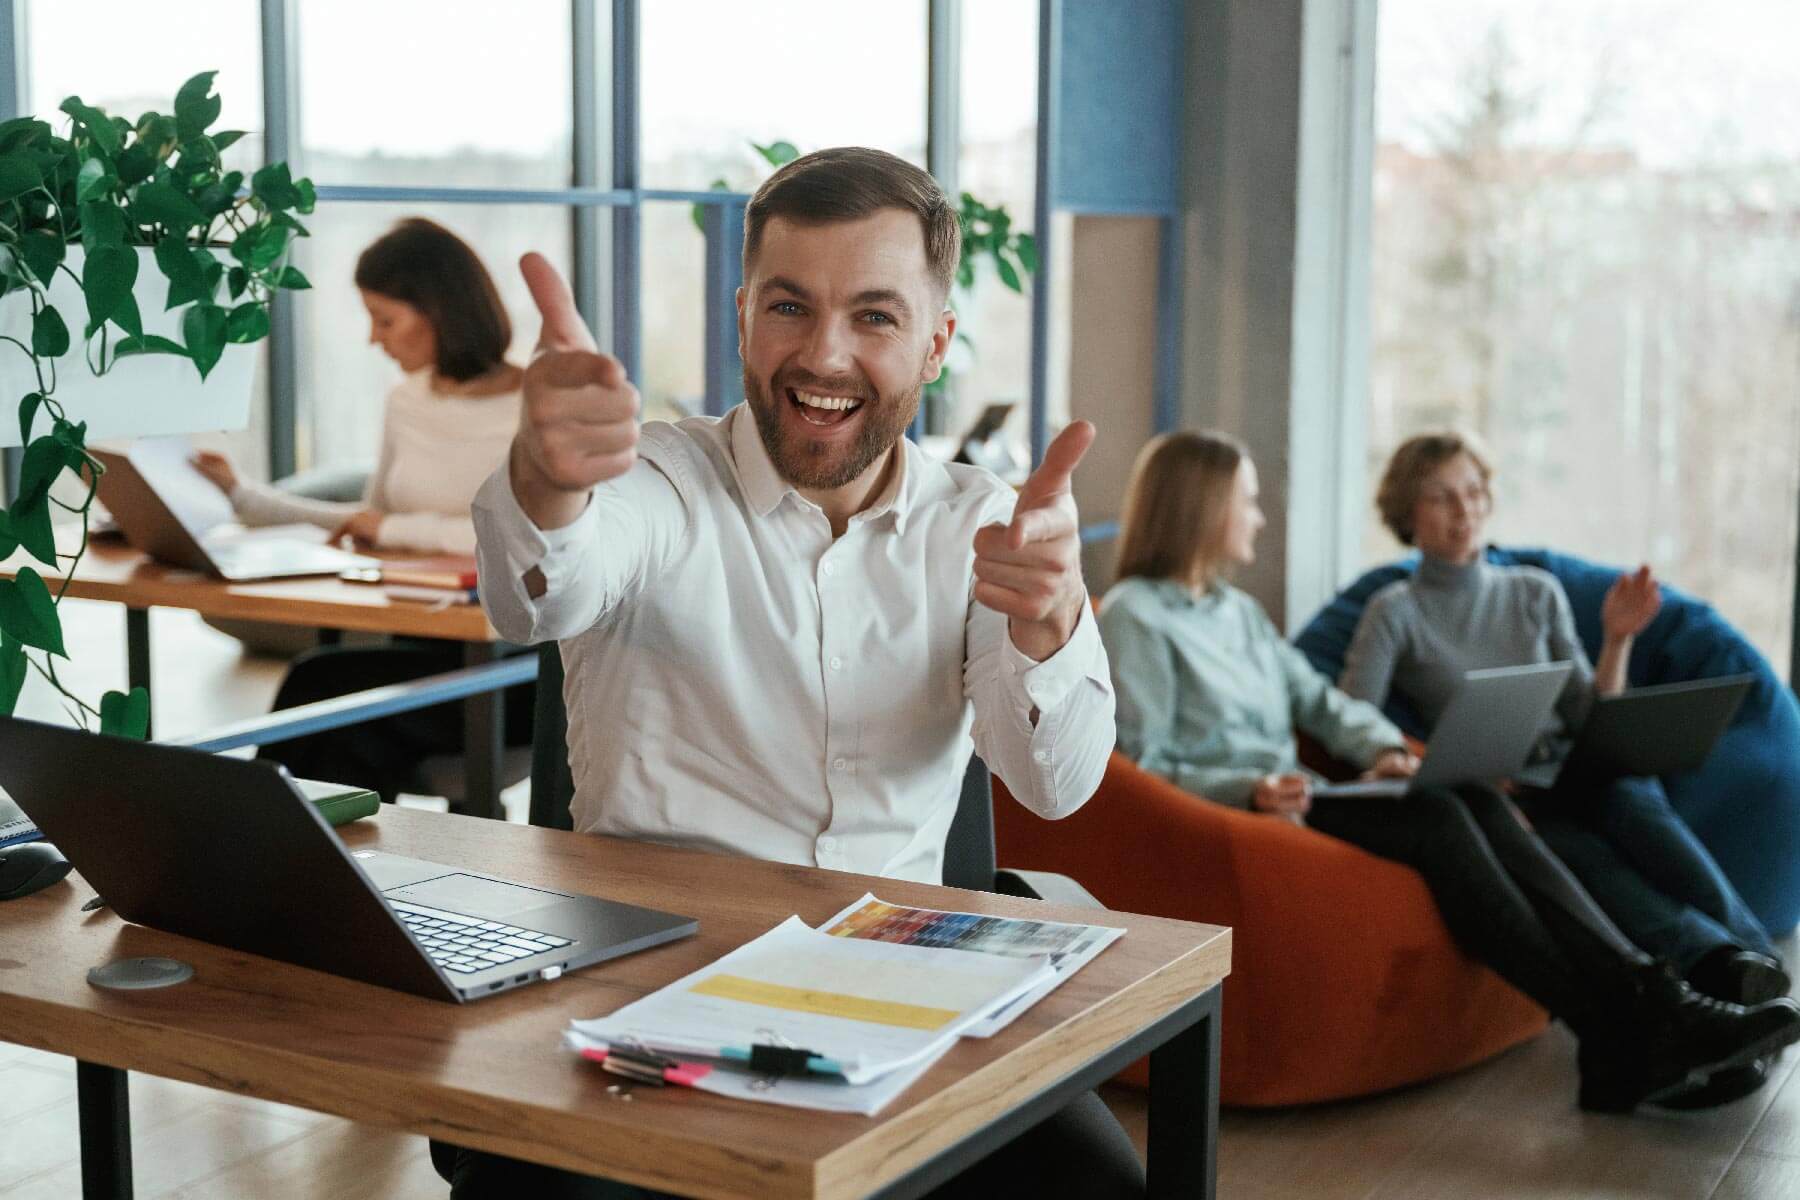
[[744, 367, 921, 491]]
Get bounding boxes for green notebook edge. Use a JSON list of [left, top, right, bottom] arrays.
[[292, 777, 380, 827]]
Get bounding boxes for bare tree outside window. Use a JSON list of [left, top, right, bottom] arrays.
[[1372, 0, 1800, 673]]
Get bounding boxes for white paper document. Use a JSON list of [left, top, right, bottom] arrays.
[[570, 916, 1051, 1086]]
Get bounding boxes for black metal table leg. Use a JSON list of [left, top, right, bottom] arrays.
[[77, 1060, 132, 1200], [1148, 986, 1220, 1200], [460, 642, 503, 820], [125, 607, 151, 738]]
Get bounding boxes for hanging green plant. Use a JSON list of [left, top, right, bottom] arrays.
[[0, 70, 315, 736]]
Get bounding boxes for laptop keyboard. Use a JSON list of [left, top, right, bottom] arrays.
[[391, 901, 573, 975]]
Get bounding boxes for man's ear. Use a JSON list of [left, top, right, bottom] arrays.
[[735, 286, 747, 359], [922, 306, 956, 383]]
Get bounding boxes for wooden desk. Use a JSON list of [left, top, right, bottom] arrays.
[[1, 541, 514, 816], [0, 807, 1230, 1200]]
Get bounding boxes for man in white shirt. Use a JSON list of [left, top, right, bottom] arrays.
[[448, 148, 1137, 1198]]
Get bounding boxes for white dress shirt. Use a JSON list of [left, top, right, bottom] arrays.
[[472, 404, 1115, 883]]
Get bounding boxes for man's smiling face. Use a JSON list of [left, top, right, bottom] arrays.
[[738, 209, 952, 493]]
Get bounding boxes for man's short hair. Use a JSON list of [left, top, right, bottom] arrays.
[[743, 147, 961, 299]]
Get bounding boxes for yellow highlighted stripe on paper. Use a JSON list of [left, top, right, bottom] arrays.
[[690, 974, 959, 1031]]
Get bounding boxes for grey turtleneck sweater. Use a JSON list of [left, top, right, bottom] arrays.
[[1339, 554, 1596, 741]]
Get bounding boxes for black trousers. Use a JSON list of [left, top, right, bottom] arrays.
[[255, 641, 536, 804], [1307, 784, 1649, 1036], [429, 1089, 1144, 1199]]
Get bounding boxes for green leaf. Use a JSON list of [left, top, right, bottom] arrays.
[[17, 228, 63, 287], [114, 333, 189, 359], [295, 177, 315, 215], [133, 179, 207, 231], [0, 117, 51, 155], [110, 290, 143, 339], [8, 489, 54, 566], [275, 265, 310, 290], [79, 201, 128, 248], [250, 161, 299, 210], [0, 638, 25, 717], [1013, 232, 1038, 275], [59, 96, 121, 157], [231, 223, 291, 271], [0, 567, 66, 656], [81, 244, 139, 338], [211, 129, 245, 153], [74, 155, 112, 202], [225, 302, 269, 344], [182, 303, 227, 379], [993, 252, 1022, 294], [99, 686, 150, 739], [226, 266, 248, 300], [115, 142, 156, 187], [18, 392, 44, 444], [154, 238, 213, 309], [752, 139, 801, 167], [174, 71, 222, 141], [30, 304, 69, 357], [16, 434, 66, 508], [0, 153, 43, 203]]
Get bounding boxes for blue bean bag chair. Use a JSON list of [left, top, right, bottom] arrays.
[[1294, 545, 1800, 937]]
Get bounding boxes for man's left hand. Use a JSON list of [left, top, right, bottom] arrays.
[[973, 421, 1096, 662], [329, 509, 384, 549]]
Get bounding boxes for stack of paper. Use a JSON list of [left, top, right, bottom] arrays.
[[567, 897, 1124, 1114]]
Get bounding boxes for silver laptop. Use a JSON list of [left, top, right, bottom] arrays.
[[93, 439, 375, 581], [1314, 661, 1575, 799], [0, 717, 697, 1003]]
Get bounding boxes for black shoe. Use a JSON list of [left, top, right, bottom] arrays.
[[1652, 1057, 1774, 1110], [1578, 964, 1800, 1113], [1689, 949, 1791, 1007]]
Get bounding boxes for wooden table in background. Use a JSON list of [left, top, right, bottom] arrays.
[[0, 539, 512, 816], [0, 806, 1230, 1200]]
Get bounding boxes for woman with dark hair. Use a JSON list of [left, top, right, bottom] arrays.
[[1098, 430, 1800, 1113], [193, 217, 522, 554], [194, 219, 534, 804]]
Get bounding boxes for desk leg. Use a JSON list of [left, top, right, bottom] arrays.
[[460, 642, 503, 821], [125, 608, 151, 739], [77, 1061, 132, 1200], [1148, 985, 1220, 1200]]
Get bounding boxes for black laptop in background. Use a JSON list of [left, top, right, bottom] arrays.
[[0, 717, 696, 1002], [1514, 674, 1755, 790]]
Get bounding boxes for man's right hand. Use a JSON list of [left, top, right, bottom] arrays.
[[1251, 772, 1312, 817], [511, 252, 641, 531]]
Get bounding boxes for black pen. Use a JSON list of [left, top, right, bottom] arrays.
[[81, 895, 108, 913]]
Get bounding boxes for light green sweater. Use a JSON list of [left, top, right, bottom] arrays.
[[1098, 577, 1406, 807]]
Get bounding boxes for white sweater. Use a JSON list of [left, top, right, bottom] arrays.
[[230, 369, 520, 555]]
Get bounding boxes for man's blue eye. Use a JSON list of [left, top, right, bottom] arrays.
[[772, 301, 802, 315], [863, 312, 894, 325]]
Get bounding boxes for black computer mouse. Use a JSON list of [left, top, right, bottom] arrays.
[[0, 841, 73, 901]]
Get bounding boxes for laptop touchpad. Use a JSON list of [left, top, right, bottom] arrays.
[[387, 873, 568, 918]]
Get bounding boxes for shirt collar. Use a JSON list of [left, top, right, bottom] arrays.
[[727, 402, 923, 535]]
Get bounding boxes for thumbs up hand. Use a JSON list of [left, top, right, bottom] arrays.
[[972, 420, 1096, 662], [510, 252, 640, 529]]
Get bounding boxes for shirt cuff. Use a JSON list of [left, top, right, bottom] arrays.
[[1000, 599, 1104, 715], [472, 461, 595, 593]]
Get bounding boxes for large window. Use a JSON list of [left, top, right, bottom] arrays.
[[1371, 0, 1800, 672]]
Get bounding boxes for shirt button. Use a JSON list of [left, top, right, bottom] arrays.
[[833, 757, 847, 771], [1033, 750, 1050, 764], [829, 656, 842, 671], [818, 835, 837, 852], [821, 562, 836, 578]]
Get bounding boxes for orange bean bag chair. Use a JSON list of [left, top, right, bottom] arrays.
[[993, 751, 1548, 1106]]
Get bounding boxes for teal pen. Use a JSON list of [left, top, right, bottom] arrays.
[[719, 1043, 847, 1078]]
